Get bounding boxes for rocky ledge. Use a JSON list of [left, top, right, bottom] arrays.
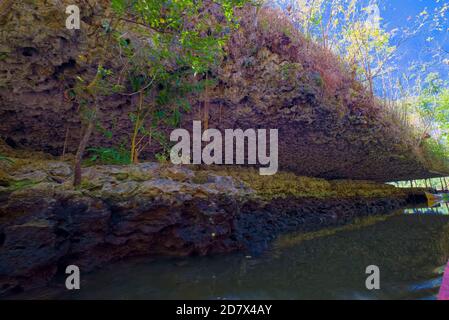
[[0, 159, 426, 296]]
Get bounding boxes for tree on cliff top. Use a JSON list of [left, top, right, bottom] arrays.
[[72, 0, 254, 186], [111, 0, 253, 164]]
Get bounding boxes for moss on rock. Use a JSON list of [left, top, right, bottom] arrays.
[[198, 166, 421, 200], [1, 156, 426, 203]]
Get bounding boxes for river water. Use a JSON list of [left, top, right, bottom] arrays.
[[12, 203, 449, 300]]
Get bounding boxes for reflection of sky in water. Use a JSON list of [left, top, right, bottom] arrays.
[[404, 202, 449, 215]]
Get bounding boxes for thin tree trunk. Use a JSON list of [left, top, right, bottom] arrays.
[[61, 127, 69, 161], [203, 74, 209, 131], [71, 14, 116, 186], [73, 117, 95, 187], [254, 5, 259, 28], [368, 74, 374, 98], [130, 117, 140, 163], [130, 91, 144, 164]]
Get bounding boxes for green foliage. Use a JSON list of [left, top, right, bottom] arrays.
[[423, 138, 448, 160], [437, 89, 449, 137], [415, 73, 449, 151], [6, 179, 37, 192], [86, 146, 131, 165], [72, 65, 117, 127], [0, 154, 14, 164], [280, 62, 294, 80], [155, 152, 169, 163], [111, 0, 126, 15], [95, 122, 114, 139], [111, 0, 248, 74], [109, 0, 252, 161]]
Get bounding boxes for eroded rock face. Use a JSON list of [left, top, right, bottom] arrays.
[[0, 1, 447, 181], [0, 0, 127, 155]]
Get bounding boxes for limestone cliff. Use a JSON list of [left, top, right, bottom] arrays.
[[0, 0, 447, 181]]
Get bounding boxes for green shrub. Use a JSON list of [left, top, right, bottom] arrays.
[[85, 146, 130, 165], [423, 139, 449, 160]]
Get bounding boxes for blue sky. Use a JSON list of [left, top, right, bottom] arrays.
[[380, 0, 448, 83], [271, 0, 448, 91]]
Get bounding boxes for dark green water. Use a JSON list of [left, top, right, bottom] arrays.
[[14, 204, 449, 300]]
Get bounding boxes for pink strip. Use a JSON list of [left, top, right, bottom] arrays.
[[438, 261, 449, 300]]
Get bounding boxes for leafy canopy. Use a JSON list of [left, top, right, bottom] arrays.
[[109, 0, 253, 161]]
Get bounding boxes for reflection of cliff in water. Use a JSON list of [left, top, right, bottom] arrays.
[[269, 211, 449, 299], [9, 206, 449, 300]]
